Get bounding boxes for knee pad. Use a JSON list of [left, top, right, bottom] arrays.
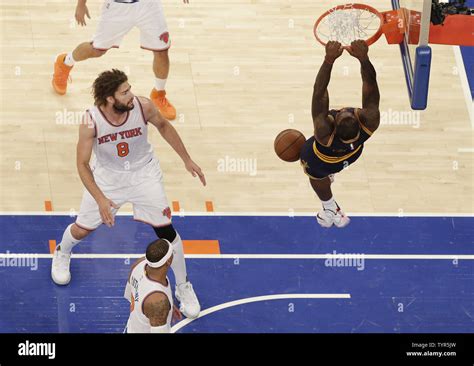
[[153, 224, 177, 243]]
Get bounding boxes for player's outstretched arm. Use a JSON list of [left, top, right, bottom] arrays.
[[312, 41, 342, 142], [76, 113, 119, 227], [138, 96, 206, 186], [143, 292, 171, 333], [347, 40, 380, 133]]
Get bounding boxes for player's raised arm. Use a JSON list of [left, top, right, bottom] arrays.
[[138, 96, 206, 186], [76, 113, 119, 227], [347, 40, 380, 133], [312, 41, 343, 140], [143, 292, 171, 333]]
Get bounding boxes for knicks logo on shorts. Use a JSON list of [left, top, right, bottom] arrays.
[[162, 207, 171, 220], [159, 32, 169, 44]]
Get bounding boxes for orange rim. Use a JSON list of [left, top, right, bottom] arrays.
[[314, 3, 384, 48]]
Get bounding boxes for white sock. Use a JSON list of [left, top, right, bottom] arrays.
[[63, 52, 76, 67], [170, 233, 187, 285], [154, 78, 167, 91], [321, 197, 338, 212], [58, 224, 81, 254]]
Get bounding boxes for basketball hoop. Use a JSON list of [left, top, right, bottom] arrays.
[[314, 3, 384, 47]]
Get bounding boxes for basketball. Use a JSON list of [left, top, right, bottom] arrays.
[[274, 129, 306, 162]]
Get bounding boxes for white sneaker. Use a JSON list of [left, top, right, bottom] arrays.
[[317, 206, 350, 228], [51, 247, 71, 285], [175, 281, 200, 319]]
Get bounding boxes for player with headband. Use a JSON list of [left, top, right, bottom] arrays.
[[124, 238, 183, 333]]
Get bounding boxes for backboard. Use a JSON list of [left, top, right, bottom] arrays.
[[393, 0, 432, 110]]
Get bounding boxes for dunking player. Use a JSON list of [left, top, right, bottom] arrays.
[[51, 69, 204, 319], [300, 40, 380, 228], [52, 0, 184, 120], [124, 238, 183, 333]]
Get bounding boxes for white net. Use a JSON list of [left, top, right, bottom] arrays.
[[315, 5, 382, 46]]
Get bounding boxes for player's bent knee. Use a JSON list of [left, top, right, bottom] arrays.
[[91, 48, 107, 58], [71, 223, 92, 240], [153, 224, 177, 243]]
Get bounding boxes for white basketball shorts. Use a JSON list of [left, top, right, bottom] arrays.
[[91, 0, 170, 51], [75, 158, 172, 230]]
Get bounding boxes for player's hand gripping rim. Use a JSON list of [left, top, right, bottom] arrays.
[[346, 40, 369, 62], [324, 41, 344, 64]]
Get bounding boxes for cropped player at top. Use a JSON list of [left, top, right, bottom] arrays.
[[52, 0, 184, 120]]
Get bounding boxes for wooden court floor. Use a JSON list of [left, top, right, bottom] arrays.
[[1, 0, 472, 214]]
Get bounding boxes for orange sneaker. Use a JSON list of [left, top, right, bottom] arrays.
[[52, 53, 73, 95], [150, 89, 176, 120]]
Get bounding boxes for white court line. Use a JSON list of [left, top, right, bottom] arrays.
[[0, 253, 472, 260], [453, 46, 474, 128], [458, 148, 474, 153], [0, 211, 473, 217], [170, 293, 351, 333]]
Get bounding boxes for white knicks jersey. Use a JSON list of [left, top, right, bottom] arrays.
[[88, 97, 154, 172], [125, 260, 173, 333]]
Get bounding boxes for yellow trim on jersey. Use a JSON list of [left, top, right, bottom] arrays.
[[303, 170, 326, 180], [313, 141, 362, 164], [300, 160, 325, 180], [318, 130, 335, 147], [354, 108, 373, 136], [360, 122, 373, 136]]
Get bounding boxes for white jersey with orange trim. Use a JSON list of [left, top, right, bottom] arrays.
[[125, 260, 173, 333], [88, 97, 154, 172]]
